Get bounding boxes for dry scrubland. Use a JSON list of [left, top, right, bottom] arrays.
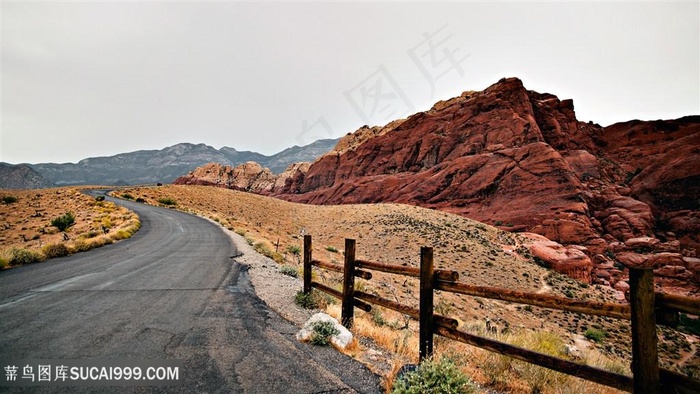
[[0, 188, 140, 268], [119, 185, 697, 393]]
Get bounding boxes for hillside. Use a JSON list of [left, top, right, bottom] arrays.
[[0, 163, 55, 189], [27, 139, 338, 186], [175, 78, 699, 296]]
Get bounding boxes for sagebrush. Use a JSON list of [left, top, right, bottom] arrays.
[[392, 357, 475, 394], [50, 212, 76, 232]]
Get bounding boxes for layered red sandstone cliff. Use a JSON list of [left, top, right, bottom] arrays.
[[174, 78, 699, 294]]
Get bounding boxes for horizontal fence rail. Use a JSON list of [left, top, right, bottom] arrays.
[[434, 280, 632, 320], [301, 235, 700, 394]]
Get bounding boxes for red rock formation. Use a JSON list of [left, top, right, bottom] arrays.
[[174, 78, 699, 294], [601, 117, 700, 253], [174, 162, 277, 193]]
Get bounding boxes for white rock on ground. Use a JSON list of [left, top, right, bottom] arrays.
[[296, 313, 354, 350]]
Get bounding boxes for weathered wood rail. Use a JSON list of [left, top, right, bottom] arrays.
[[302, 235, 700, 393]]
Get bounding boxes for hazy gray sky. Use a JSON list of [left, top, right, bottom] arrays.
[[2, 1, 698, 164]]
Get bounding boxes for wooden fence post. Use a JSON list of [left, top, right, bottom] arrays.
[[303, 235, 312, 294], [629, 267, 660, 394], [341, 239, 356, 328], [419, 246, 435, 362]]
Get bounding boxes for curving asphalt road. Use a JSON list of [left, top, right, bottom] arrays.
[[0, 192, 381, 393]]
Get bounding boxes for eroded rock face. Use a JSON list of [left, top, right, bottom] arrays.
[[173, 162, 278, 193], [282, 79, 599, 239], [174, 78, 699, 293]]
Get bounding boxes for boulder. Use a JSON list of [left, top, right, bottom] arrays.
[[528, 240, 592, 283], [614, 281, 630, 293], [296, 313, 354, 350], [615, 252, 647, 267]]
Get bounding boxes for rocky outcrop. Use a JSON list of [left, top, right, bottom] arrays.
[[524, 234, 593, 283], [174, 162, 278, 193]]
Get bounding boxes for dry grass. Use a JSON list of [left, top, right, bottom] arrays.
[[0, 188, 140, 267], [118, 185, 699, 393]]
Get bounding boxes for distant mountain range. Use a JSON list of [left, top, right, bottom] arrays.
[[0, 139, 338, 188]]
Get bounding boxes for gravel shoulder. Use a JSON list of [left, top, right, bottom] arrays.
[[216, 221, 315, 326], [213, 219, 394, 382]]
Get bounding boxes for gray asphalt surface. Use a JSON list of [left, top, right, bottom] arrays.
[[0, 192, 381, 393]]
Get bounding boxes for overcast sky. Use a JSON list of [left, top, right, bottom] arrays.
[[2, 1, 698, 164]]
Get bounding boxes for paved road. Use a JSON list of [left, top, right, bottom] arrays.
[[0, 193, 381, 393]]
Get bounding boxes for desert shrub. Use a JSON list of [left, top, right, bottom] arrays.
[[326, 246, 339, 253], [482, 329, 571, 392], [70, 240, 92, 253], [41, 243, 70, 259], [89, 236, 113, 249], [8, 248, 42, 266], [309, 320, 340, 346], [0, 257, 9, 269], [254, 241, 272, 255], [235, 229, 247, 236], [286, 245, 301, 255], [121, 193, 134, 200], [95, 195, 105, 201], [435, 299, 453, 316], [110, 230, 131, 241], [584, 328, 606, 343], [513, 331, 570, 392], [279, 265, 298, 278], [371, 309, 387, 327], [80, 230, 100, 239], [50, 212, 76, 232], [254, 242, 284, 263], [157, 197, 176, 206], [135, 197, 146, 203], [392, 357, 475, 394], [295, 290, 318, 309], [515, 245, 531, 258], [2, 195, 18, 204], [100, 216, 113, 229]]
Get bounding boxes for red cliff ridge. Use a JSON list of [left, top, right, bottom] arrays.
[[174, 77, 699, 295]]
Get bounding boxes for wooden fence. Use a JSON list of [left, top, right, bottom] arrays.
[[302, 235, 700, 394]]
